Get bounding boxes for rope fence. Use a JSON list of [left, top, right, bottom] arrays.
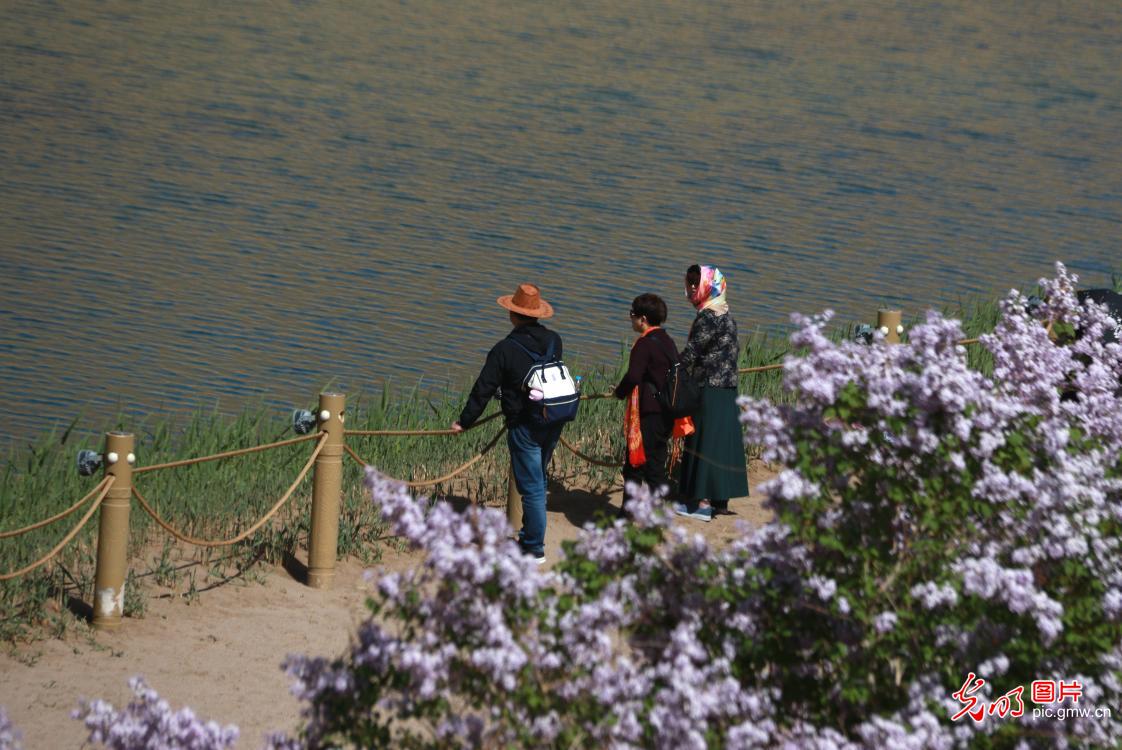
[[134, 432, 322, 474], [131, 432, 328, 548], [344, 427, 507, 487], [559, 435, 620, 468], [739, 363, 784, 374], [735, 334, 982, 374], [0, 476, 114, 582], [0, 475, 113, 540], [343, 409, 503, 437], [0, 306, 1013, 629]]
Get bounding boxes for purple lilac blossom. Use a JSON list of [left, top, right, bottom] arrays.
[[0, 708, 21, 750], [72, 677, 238, 750], [738, 262, 1122, 746]]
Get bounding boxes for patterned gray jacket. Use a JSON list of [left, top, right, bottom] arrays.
[[680, 309, 740, 388]]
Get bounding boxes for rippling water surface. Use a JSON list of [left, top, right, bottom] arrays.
[[1, 0, 1119, 445]]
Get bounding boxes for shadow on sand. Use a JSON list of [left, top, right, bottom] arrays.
[[547, 477, 618, 529]]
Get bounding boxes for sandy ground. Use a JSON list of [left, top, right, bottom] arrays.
[[0, 461, 776, 749]]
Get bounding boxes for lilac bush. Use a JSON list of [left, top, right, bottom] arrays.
[[73, 677, 239, 750], [736, 262, 1122, 747]]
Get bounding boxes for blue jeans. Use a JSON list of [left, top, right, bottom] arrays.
[[507, 421, 563, 558]]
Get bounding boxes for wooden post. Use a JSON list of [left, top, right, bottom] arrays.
[[307, 392, 344, 589], [506, 466, 522, 533], [877, 309, 903, 344], [92, 432, 134, 630]]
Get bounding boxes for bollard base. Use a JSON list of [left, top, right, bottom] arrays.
[[91, 585, 125, 630], [91, 616, 122, 631], [307, 568, 335, 589]]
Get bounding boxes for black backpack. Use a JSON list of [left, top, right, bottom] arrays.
[[651, 337, 702, 419]]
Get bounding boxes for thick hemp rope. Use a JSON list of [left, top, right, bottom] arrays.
[[739, 363, 784, 374], [0, 476, 115, 581], [134, 431, 322, 474], [0, 475, 113, 539], [560, 436, 749, 472], [343, 427, 507, 488], [735, 337, 982, 374], [344, 397, 610, 485], [344, 410, 503, 437], [131, 432, 328, 548], [559, 435, 620, 467]]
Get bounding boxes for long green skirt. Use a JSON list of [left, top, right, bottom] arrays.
[[676, 386, 749, 502]]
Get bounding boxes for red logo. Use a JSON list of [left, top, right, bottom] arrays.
[[1031, 679, 1083, 705], [951, 674, 1027, 722]]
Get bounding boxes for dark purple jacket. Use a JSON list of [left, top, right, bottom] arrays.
[[614, 328, 678, 416]]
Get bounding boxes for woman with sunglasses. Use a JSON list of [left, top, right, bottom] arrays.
[[613, 293, 679, 516]]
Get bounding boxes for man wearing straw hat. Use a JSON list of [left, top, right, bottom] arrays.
[[451, 283, 565, 564]]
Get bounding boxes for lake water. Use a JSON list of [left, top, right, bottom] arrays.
[[1, 0, 1119, 448]]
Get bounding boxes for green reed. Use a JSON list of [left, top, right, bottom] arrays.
[[0, 297, 1019, 641]]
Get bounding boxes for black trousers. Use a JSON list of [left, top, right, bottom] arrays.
[[622, 412, 672, 508]]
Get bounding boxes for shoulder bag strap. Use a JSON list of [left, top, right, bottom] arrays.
[[651, 332, 678, 366]]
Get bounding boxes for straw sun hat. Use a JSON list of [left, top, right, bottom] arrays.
[[497, 283, 554, 319]]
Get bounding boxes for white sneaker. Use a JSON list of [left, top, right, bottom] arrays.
[[534, 556, 547, 565], [673, 502, 713, 522]]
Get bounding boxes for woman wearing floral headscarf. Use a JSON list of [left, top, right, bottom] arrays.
[[674, 264, 749, 521]]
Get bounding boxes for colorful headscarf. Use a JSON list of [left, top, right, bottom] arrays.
[[688, 265, 729, 315]]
